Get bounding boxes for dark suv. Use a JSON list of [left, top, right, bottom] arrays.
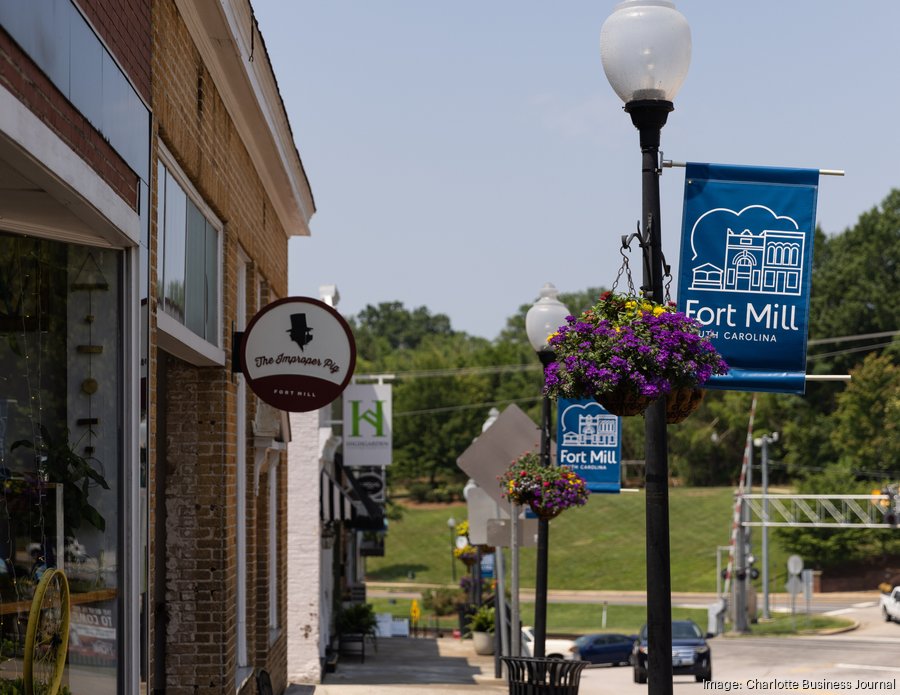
[[631, 620, 712, 683]]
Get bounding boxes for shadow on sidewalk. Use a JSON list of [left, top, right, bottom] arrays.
[[314, 635, 503, 688]]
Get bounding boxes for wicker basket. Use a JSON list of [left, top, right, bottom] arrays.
[[596, 388, 652, 417], [666, 387, 705, 424]]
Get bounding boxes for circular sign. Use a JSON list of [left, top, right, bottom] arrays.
[[240, 297, 356, 412], [787, 554, 803, 576]]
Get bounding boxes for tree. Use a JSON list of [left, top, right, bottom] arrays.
[[808, 190, 900, 377]]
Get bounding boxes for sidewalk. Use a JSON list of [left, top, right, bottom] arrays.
[[286, 635, 508, 695]]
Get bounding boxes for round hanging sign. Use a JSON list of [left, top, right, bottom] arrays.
[[240, 296, 356, 412]]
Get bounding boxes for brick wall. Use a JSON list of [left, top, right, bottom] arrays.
[[75, 0, 151, 103], [150, 0, 291, 691], [0, 26, 140, 209]]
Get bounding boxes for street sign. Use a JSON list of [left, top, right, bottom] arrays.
[[466, 485, 508, 545], [486, 518, 538, 548], [456, 404, 544, 506], [785, 575, 803, 595], [787, 554, 803, 576]]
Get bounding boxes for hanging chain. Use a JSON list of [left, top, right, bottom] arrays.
[[613, 224, 639, 296]]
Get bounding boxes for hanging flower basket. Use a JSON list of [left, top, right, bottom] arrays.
[[498, 451, 590, 519], [454, 544, 478, 566], [596, 386, 653, 417], [666, 387, 706, 424], [543, 292, 728, 422]]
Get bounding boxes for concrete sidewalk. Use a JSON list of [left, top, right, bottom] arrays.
[[286, 636, 508, 695]]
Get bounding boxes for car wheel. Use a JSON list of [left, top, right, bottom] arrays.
[[884, 607, 893, 623], [547, 654, 564, 660], [634, 667, 647, 684], [696, 670, 712, 683]]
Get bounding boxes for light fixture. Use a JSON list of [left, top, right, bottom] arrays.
[[525, 283, 570, 355], [600, 0, 692, 105]]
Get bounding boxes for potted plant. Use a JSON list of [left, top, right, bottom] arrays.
[[498, 451, 590, 520], [465, 604, 495, 655], [543, 291, 729, 422]]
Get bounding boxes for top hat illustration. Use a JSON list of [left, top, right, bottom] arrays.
[[287, 313, 314, 351]]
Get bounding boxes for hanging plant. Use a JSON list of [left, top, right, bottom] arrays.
[[543, 291, 729, 421], [498, 451, 589, 520]]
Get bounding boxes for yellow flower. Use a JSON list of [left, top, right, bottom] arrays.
[[653, 306, 665, 316]]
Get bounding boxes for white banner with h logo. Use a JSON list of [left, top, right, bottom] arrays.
[[342, 384, 392, 467]]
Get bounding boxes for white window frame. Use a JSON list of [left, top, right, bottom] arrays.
[[156, 141, 225, 366], [235, 247, 251, 684]]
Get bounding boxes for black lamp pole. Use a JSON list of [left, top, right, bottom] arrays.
[[532, 350, 556, 658], [626, 98, 675, 695]]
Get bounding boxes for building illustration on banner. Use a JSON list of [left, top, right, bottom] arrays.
[[560, 407, 618, 448], [686, 205, 807, 297]]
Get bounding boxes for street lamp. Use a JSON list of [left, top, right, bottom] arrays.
[[447, 516, 457, 583], [600, 2, 691, 693], [754, 432, 779, 620], [524, 282, 570, 658]]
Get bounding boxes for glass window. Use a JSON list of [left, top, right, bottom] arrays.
[[0, 232, 122, 693], [157, 156, 220, 346]]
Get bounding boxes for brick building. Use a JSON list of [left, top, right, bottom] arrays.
[[0, 0, 313, 692]]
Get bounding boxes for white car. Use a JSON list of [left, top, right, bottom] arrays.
[[521, 625, 577, 660]]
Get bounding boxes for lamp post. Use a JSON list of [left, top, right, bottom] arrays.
[[448, 516, 457, 583], [754, 432, 778, 620], [524, 282, 570, 658], [600, 2, 691, 693]]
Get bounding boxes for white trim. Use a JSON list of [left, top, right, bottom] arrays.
[[157, 310, 225, 366], [235, 250, 249, 670], [122, 247, 142, 694], [173, 0, 314, 237], [0, 87, 140, 246], [268, 457, 279, 637], [157, 143, 223, 231]]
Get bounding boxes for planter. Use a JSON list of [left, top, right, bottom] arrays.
[[472, 631, 495, 655], [528, 503, 562, 521], [596, 387, 652, 417], [666, 387, 705, 424]]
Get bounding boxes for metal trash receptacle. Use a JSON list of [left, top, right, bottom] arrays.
[[501, 657, 588, 695]]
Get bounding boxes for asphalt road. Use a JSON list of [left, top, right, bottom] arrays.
[[578, 600, 900, 694]]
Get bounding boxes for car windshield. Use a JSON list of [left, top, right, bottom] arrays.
[[673, 622, 702, 639], [639, 622, 702, 640]]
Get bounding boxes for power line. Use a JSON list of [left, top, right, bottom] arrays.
[[394, 395, 541, 418]]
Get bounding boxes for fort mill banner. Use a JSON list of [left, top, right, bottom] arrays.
[[677, 163, 820, 394]]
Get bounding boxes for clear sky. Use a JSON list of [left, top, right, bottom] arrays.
[[253, 1, 900, 340]]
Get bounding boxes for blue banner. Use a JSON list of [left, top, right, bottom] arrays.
[[677, 163, 820, 394], [556, 399, 621, 493]]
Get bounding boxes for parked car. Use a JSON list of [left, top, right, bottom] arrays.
[[520, 626, 576, 660], [570, 633, 637, 666], [631, 619, 712, 683], [881, 585, 900, 622]]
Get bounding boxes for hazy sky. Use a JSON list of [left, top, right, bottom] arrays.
[[254, 1, 899, 340]]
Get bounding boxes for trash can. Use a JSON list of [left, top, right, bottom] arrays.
[[501, 657, 588, 695]]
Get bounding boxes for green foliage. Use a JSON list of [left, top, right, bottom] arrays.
[[808, 190, 900, 377], [421, 586, 466, 616], [365, 489, 776, 592], [465, 604, 495, 634], [335, 602, 378, 638], [11, 425, 109, 534]]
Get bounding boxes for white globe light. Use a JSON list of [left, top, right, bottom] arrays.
[[525, 283, 570, 353], [600, 0, 692, 104]]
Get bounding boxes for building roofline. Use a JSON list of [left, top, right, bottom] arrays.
[[175, 0, 315, 237]]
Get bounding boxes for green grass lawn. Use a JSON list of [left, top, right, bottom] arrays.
[[368, 487, 791, 593], [370, 596, 709, 635]]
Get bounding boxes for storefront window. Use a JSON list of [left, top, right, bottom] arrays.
[[0, 233, 121, 693]]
